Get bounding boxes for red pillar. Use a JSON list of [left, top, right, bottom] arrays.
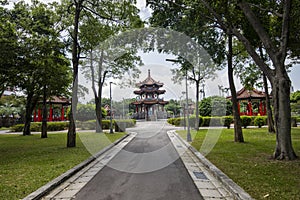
[[49, 104, 53, 121], [259, 101, 263, 116], [248, 101, 253, 116], [61, 106, 65, 121], [38, 108, 42, 122]]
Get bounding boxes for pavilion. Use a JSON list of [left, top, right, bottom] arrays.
[[131, 70, 169, 120], [228, 87, 270, 116], [33, 96, 71, 122]]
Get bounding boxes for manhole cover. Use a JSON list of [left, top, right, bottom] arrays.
[[193, 171, 208, 180]]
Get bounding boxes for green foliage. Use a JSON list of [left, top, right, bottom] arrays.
[[76, 103, 107, 122], [167, 117, 185, 127], [209, 117, 223, 126], [177, 128, 300, 200], [10, 122, 68, 132], [76, 104, 96, 121], [291, 91, 300, 115], [165, 99, 181, 117], [240, 116, 252, 128], [202, 117, 211, 126], [221, 116, 233, 128], [253, 117, 265, 128], [0, 132, 125, 199], [189, 115, 203, 127], [199, 96, 232, 116]]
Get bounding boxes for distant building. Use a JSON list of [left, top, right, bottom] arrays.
[[131, 70, 169, 120]]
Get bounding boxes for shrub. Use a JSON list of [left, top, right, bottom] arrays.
[[80, 120, 96, 130], [291, 116, 297, 127], [209, 117, 223, 126], [254, 117, 265, 128], [10, 124, 24, 132], [114, 119, 136, 128], [47, 122, 68, 131], [221, 116, 233, 129], [101, 120, 111, 129], [240, 116, 252, 128], [10, 122, 68, 132], [189, 115, 203, 127], [202, 117, 211, 126], [167, 118, 175, 125]]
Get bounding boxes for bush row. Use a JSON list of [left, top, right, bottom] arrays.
[[167, 116, 234, 128], [11, 122, 69, 132], [77, 119, 136, 130], [167, 115, 279, 128], [11, 119, 137, 132]]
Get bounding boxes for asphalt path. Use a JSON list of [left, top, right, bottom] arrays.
[[74, 120, 203, 200]]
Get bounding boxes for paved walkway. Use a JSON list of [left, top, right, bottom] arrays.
[[24, 120, 252, 200]]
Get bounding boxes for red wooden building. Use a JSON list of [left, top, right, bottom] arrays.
[[228, 88, 270, 116], [33, 96, 71, 122], [131, 70, 169, 120]]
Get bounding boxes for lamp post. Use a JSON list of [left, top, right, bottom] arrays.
[[181, 92, 186, 130], [185, 71, 191, 142], [166, 58, 191, 141], [110, 82, 113, 134], [122, 98, 125, 119]]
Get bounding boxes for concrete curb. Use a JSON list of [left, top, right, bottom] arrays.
[[23, 133, 130, 200], [172, 131, 254, 200]]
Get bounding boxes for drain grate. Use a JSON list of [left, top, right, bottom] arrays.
[[193, 171, 208, 180], [176, 145, 183, 148], [103, 155, 111, 160]]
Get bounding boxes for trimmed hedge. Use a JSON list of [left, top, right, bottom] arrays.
[[240, 116, 252, 128], [77, 119, 136, 130], [221, 116, 233, 128], [254, 117, 265, 128], [10, 122, 69, 132]]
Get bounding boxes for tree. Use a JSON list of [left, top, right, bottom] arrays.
[[3, 1, 71, 136], [168, 57, 220, 130], [0, 3, 19, 96], [165, 99, 181, 117], [57, 0, 142, 146], [147, 0, 242, 140], [198, 0, 298, 160], [199, 96, 232, 116], [80, 12, 142, 133]]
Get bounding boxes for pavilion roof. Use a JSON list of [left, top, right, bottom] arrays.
[[231, 87, 269, 100], [45, 96, 71, 104], [136, 70, 164, 87]]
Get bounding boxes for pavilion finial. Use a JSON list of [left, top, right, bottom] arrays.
[[148, 69, 151, 78]]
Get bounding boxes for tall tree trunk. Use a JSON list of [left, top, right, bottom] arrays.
[[263, 73, 275, 133], [195, 80, 200, 131], [258, 46, 275, 133], [67, 1, 82, 147], [23, 92, 37, 136], [41, 85, 47, 138], [272, 70, 297, 160], [228, 32, 244, 142], [95, 96, 103, 133]]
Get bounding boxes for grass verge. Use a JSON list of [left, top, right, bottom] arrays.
[[0, 132, 125, 200], [178, 128, 300, 200]]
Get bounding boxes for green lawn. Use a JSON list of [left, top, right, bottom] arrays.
[[0, 132, 125, 200], [178, 128, 300, 200]]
